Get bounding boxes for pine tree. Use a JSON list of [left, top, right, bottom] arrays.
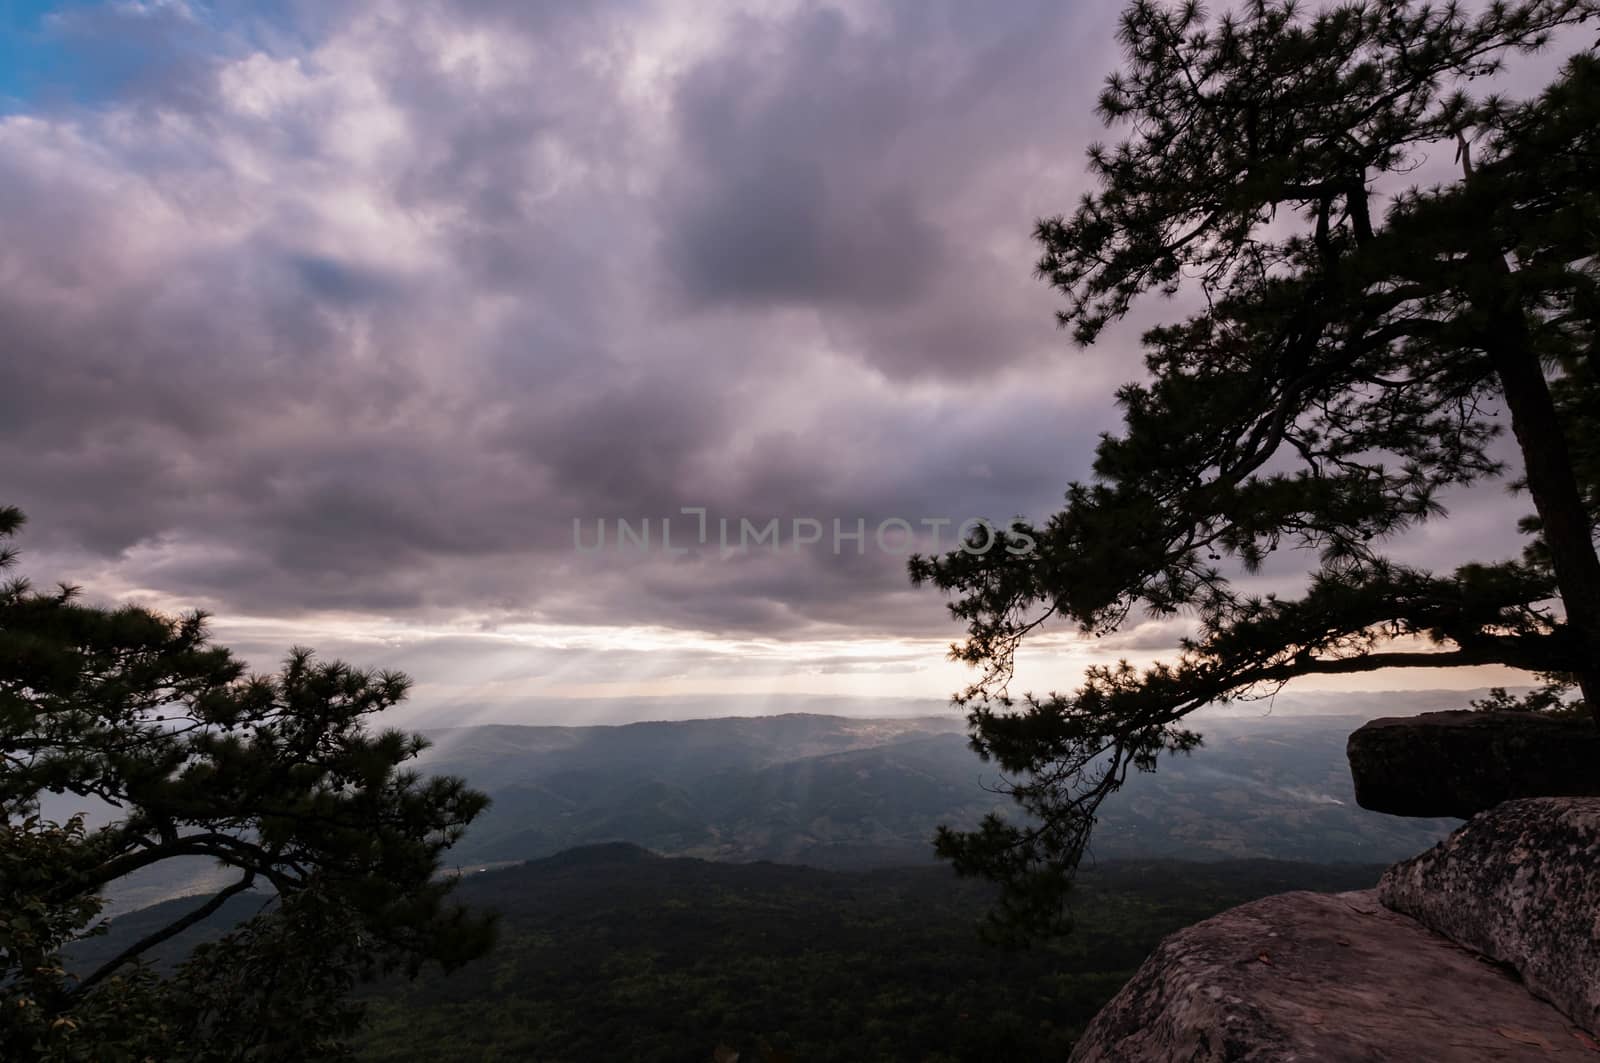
[[910, 0, 1600, 933], [0, 505, 493, 1061]]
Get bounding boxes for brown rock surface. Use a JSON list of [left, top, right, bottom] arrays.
[[1068, 890, 1599, 1062], [1380, 797, 1600, 1034], [1347, 711, 1600, 818]]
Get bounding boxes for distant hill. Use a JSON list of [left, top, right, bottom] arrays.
[[73, 845, 1388, 1062], [94, 711, 1457, 913], [415, 712, 1457, 873]]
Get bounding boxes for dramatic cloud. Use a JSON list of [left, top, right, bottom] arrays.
[[0, 0, 1558, 710]]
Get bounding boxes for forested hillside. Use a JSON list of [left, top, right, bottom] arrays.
[[75, 846, 1385, 1062]]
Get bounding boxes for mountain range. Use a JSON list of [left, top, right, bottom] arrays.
[[103, 709, 1457, 913], [420, 711, 1457, 870]]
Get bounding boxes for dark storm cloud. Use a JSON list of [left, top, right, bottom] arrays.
[[669, 158, 942, 308], [664, 5, 944, 308], [660, 0, 1115, 376]]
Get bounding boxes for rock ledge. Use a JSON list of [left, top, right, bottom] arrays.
[[1069, 889, 1597, 1062], [1380, 797, 1600, 1034], [1347, 711, 1600, 818]]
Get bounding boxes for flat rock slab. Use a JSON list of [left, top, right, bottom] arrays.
[[1069, 890, 1600, 1062], [1347, 711, 1600, 818], [1381, 797, 1600, 1034]]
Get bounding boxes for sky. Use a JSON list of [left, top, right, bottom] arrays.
[[0, 0, 1564, 726]]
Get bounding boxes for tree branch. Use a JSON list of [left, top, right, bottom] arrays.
[[69, 870, 257, 998]]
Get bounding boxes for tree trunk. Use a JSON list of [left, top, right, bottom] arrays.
[[1456, 140, 1600, 722], [1483, 301, 1600, 722]]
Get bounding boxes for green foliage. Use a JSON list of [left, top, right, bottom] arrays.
[[347, 846, 1383, 1062], [0, 507, 493, 1061], [911, 0, 1600, 934], [1471, 679, 1587, 716]]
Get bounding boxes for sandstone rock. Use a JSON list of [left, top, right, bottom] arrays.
[[1068, 889, 1598, 1062], [1347, 711, 1600, 818], [1380, 797, 1600, 1034]]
